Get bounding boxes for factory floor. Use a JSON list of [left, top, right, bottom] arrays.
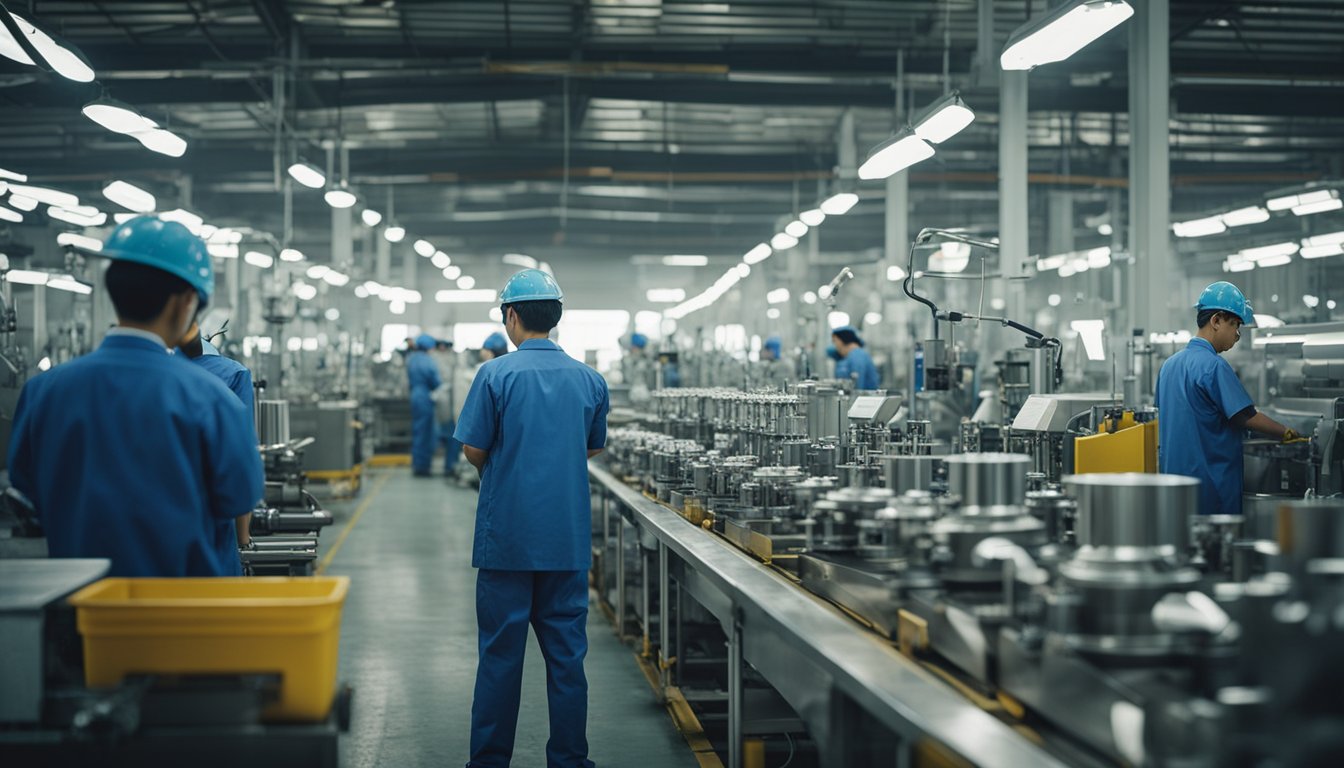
[[318, 465, 696, 768]]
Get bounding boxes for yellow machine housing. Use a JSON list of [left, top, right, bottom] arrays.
[[1072, 411, 1158, 474]]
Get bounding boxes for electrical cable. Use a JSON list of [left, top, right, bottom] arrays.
[[777, 732, 795, 768]]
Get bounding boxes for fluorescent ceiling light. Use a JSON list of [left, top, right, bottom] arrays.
[[10, 183, 77, 209], [1172, 215, 1226, 238], [766, 288, 790, 304], [646, 288, 686, 303], [361, 280, 383, 295], [132, 128, 187, 158], [743, 243, 772, 265], [858, 131, 935, 180], [800, 209, 825, 227], [443, 265, 461, 280], [113, 212, 137, 224], [7, 194, 37, 211], [361, 208, 382, 227], [322, 270, 350, 287], [431, 252, 450, 269], [1223, 258, 1255, 273], [1257, 254, 1292, 268], [47, 274, 92, 295], [384, 225, 405, 243], [1000, 0, 1134, 71], [354, 286, 369, 298], [306, 264, 330, 280], [912, 92, 975, 143], [291, 282, 318, 301], [0, 167, 26, 182], [1268, 188, 1338, 211], [1087, 246, 1112, 268], [1293, 198, 1343, 216], [734, 263, 751, 278], [502, 253, 537, 268], [389, 300, 406, 315], [81, 99, 155, 135], [102, 180, 156, 212], [1302, 231, 1344, 247], [207, 243, 238, 259], [0, 205, 21, 223], [864, 312, 883, 326], [160, 208, 203, 234], [928, 242, 970, 273], [1301, 243, 1343, 259], [5, 269, 48, 285], [5, 13, 95, 81], [324, 188, 356, 209], [244, 251, 274, 268], [784, 220, 809, 238], [287, 162, 326, 189], [819, 193, 859, 215], [1239, 242, 1298, 261], [770, 233, 799, 250], [886, 265, 907, 281], [1037, 254, 1067, 271], [57, 233, 102, 251], [457, 275, 476, 290], [1220, 206, 1269, 227], [662, 255, 708, 267], [413, 239, 435, 257], [48, 206, 106, 227], [279, 248, 304, 262], [435, 289, 498, 304]]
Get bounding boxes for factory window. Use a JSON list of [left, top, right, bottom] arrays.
[[556, 310, 630, 371], [714, 324, 747, 353], [379, 324, 411, 361], [453, 323, 503, 351], [634, 310, 662, 342]]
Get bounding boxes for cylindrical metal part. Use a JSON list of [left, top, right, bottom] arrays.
[[1064, 473, 1197, 550], [882, 454, 936, 493], [256, 399, 290, 445], [780, 439, 810, 468], [807, 385, 844, 441], [1276, 499, 1344, 566], [943, 452, 1031, 510]]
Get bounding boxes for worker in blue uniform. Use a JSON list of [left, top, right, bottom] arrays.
[[1155, 282, 1298, 516], [831, 325, 880, 389], [7, 215, 264, 577], [483, 331, 509, 359], [407, 333, 442, 477], [178, 322, 254, 415], [455, 268, 609, 768]]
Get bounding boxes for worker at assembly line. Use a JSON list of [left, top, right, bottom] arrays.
[[455, 268, 609, 768], [407, 332, 442, 477], [7, 215, 264, 577], [831, 325, 880, 389], [752, 334, 790, 389], [1155, 281, 1302, 517], [431, 337, 458, 477], [178, 321, 254, 416]]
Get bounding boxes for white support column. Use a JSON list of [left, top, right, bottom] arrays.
[[1127, 0, 1172, 336], [999, 71, 1030, 323]]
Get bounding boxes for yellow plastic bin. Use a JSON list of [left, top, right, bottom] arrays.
[[67, 576, 350, 722]]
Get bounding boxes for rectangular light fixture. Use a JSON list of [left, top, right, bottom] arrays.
[[1220, 206, 1269, 227], [912, 92, 975, 144], [0, 204, 21, 223], [207, 243, 238, 259], [1223, 259, 1255, 273], [132, 127, 187, 158], [502, 253, 537, 268], [1268, 187, 1339, 211], [1000, 0, 1134, 71], [244, 251, 274, 268], [799, 209, 825, 227], [279, 248, 304, 262], [886, 265, 906, 281], [1293, 198, 1343, 217], [48, 206, 106, 227], [1257, 254, 1293, 268], [858, 130, 934, 180], [770, 233, 799, 250], [766, 288, 791, 304], [383, 225, 405, 243], [1303, 231, 1344, 247], [47, 274, 92, 294], [819, 193, 859, 215], [1240, 242, 1299, 261], [743, 243, 772, 265], [324, 188, 356, 209], [9, 183, 77, 209], [1036, 254, 1068, 271], [57, 233, 103, 251], [160, 208, 203, 233], [0, 166, 27, 182], [1172, 215, 1226, 238], [322, 270, 350, 287], [5, 269, 49, 285], [287, 161, 326, 189], [1300, 243, 1344, 259], [4, 12, 95, 82], [646, 288, 686, 303], [435, 289, 498, 303], [413, 239, 435, 257], [361, 208, 382, 227], [662, 255, 708, 267], [102, 180, 156, 213]]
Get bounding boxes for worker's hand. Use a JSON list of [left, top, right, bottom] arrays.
[[1282, 428, 1310, 444]]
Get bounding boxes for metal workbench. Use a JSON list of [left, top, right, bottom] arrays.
[[589, 463, 1071, 768]]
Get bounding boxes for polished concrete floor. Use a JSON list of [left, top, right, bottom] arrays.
[[321, 466, 695, 768]]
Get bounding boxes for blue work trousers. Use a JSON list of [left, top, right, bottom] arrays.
[[410, 389, 435, 474], [468, 569, 594, 768], [439, 418, 460, 475]]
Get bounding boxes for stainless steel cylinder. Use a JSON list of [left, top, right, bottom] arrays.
[[943, 452, 1031, 510], [806, 385, 844, 441], [882, 454, 936, 493], [1063, 473, 1197, 550], [1276, 499, 1344, 566], [256, 399, 290, 445], [810, 443, 839, 478], [780, 439, 810, 468]]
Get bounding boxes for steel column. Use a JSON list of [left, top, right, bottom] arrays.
[[1128, 0, 1172, 336]]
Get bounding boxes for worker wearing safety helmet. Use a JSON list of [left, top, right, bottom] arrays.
[[831, 325, 880, 390], [407, 332, 442, 477], [1155, 281, 1298, 516], [7, 215, 264, 577], [455, 268, 609, 768]]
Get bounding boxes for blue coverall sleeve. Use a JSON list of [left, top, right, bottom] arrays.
[[7, 383, 35, 510], [1209, 361, 1254, 420], [205, 394, 265, 520], [588, 379, 610, 451], [453, 369, 497, 450], [230, 368, 255, 418]]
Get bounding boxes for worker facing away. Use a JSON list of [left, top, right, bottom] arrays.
[[7, 216, 264, 577], [831, 325, 880, 390], [455, 268, 610, 768], [178, 321, 255, 416], [1155, 281, 1298, 516], [407, 332, 442, 477]]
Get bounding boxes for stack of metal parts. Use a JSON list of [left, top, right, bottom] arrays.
[[246, 400, 334, 576]]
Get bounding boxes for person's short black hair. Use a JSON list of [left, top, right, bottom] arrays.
[[503, 300, 563, 333], [1197, 309, 1241, 329], [104, 261, 195, 323], [832, 328, 862, 347]]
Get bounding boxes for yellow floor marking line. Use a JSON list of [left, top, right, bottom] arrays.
[[316, 471, 392, 574]]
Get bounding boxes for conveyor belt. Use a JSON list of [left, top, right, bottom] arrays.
[[590, 463, 1070, 768]]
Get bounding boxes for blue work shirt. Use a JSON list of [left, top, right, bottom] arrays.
[[842, 347, 881, 390], [8, 330, 265, 577], [192, 339, 254, 415], [454, 338, 610, 570], [1155, 337, 1255, 516], [407, 350, 441, 396]]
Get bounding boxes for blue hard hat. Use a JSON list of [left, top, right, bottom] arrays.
[[483, 332, 508, 352], [826, 345, 841, 361], [831, 325, 863, 346], [1195, 281, 1255, 326], [763, 335, 782, 356], [101, 215, 214, 305], [630, 333, 648, 349], [500, 268, 563, 304], [415, 333, 436, 350]]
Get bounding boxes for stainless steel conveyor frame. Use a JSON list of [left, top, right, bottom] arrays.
[[589, 463, 1070, 768]]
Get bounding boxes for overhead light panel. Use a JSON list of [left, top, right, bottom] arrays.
[[770, 233, 799, 250], [10, 183, 77, 209], [784, 220, 809, 238], [81, 98, 156, 135], [912, 92, 975, 144], [456, 275, 476, 290], [442, 265, 462, 280], [207, 243, 238, 259], [819, 193, 859, 215], [131, 127, 187, 158], [361, 208, 382, 227], [0, 167, 27, 182], [431, 252, 450, 269], [1172, 215, 1226, 238], [160, 208, 203, 234], [57, 233, 103, 251], [1303, 231, 1344, 248], [279, 248, 304, 262], [1220, 206, 1269, 228], [502, 253, 537, 268], [435, 289, 498, 304], [102, 180, 156, 212], [1240, 242, 1299, 262], [414, 239, 435, 257], [306, 264, 330, 280], [766, 288, 790, 304], [6, 194, 37, 211], [646, 288, 686, 303], [291, 282, 318, 301], [322, 270, 350, 287], [287, 162, 326, 189], [886, 265, 907, 282], [1257, 254, 1293, 268], [324, 187, 356, 209], [743, 243, 772, 265], [1294, 197, 1343, 217], [48, 206, 106, 227], [244, 251, 274, 268], [799, 209, 825, 227], [1000, 0, 1135, 71], [662, 255, 708, 267], [0, 205, 21, 223], [5, 269, 49, 285], [384, 225, 405, 243], [1301, 243, 1343, 260], [858, 130, 935, 180], [3, 12, 95, 81], [47, 274, 92, 295]]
